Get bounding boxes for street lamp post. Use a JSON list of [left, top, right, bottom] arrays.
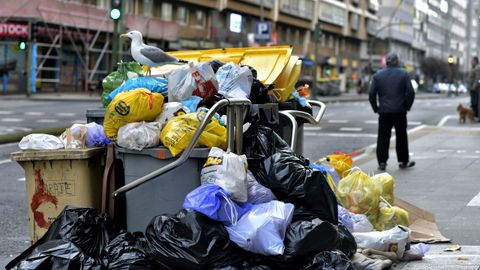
[[447, 55, 455, 96]]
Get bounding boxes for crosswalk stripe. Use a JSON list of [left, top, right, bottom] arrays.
[[408, 121, 422, 125], [328, 120, 348, 124], [0, 111, 13, 115], [56, 113, 76, 117], [365, 120, 378, 124], [0, 118, 24, 122], [304, 126, 322, 131], [36, 119, 59, 123], [305, 132, 376, 138], [0, 159, 11, 165], [340, 127, 363, 132], [25, 112, 45, 116]]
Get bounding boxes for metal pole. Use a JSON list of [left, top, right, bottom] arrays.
[[234, 105, 243, 154], [111, 20, 119, 71], [313, 21, 319, 100], [226, 106, 235, 152], [259, 0, 264, 46]]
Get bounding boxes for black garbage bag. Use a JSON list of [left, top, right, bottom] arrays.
[[145, 209, 244, 270], [103, 232, 157, 270], [213, 261, 271, 270], [243, 125, 292, 162], [6, 206, 113, 269], [301, 250, 353, 270], [336, 224, 357, 258], [208, 60, 226, 73], [10, 240, 102, 270], [249, 78, 273, 104]]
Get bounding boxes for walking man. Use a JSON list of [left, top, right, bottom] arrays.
[[369, 52, 415, 171], [468, 56, 480, 119]]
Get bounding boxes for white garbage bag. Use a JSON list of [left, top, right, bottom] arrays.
[[201, 147, 248, 203], [353, 225, 411, 258], [351, 214, 375, 233], [168, 62, 218, 102], [117, 121, 160, 151], [226, 200, 295, 256], [216, 62, 253, 98], [19, 134, 64, 150], [246, 170, 277, 204], [154, 102, 187, 130]]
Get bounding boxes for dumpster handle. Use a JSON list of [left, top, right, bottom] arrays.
[[278, 111, 298, 152], [113, 98, 252, 198], [281, 100, 327, 126]]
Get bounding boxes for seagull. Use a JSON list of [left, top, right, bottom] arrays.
[[120, 30, 186, 76]]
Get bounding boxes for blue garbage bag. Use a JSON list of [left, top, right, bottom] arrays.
[[338, 205, 354, 232], [181, 96, 203, 112], [106, 77, 168, 104], [183, 184, 252, 226]]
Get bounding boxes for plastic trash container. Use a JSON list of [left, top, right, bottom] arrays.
[[115, 146, 209, 232], [86, 108, 106, 125], [11, 148, 105, 242]]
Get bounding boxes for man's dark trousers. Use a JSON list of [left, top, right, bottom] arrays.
[[377, 112, 409, 165], [471, 90, 479, 118]]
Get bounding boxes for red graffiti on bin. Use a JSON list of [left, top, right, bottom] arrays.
[[30, 169, 58, 229]]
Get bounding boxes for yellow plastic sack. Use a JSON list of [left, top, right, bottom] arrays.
[[160, 112, 227, 157], [336, 169, 380, 221], [371, 173, 395, 204], [327, 154, 353, 178], [104, 88, 164, 141], [373, 205, 410, 231]]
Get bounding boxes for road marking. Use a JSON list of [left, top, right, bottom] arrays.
[[438, 149, 455, 153], [56, 112, 76, 117], [0, 142, 18, 148], [467, 192, 480, 206], [328, 120, 349, 124], [457, 150, 467, 153], [18, 177, 25, 181], [0, 118, 24, 122], [0, 111, 13, 115], [408, 121, 422, 125], [437, 115, 457, 127], [340, 127, 363, 132], [72, 119, 87, 124], [36, 119, 59, 123], [304, 126, 322, 131], [0, 159, 11, 165], [305, 132, 377, 138], [365, 120, 378, 124], [25, 112, 45, 116]]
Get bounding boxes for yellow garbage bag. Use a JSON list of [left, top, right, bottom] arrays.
[[336, 169, 380, 221], [373, 205, 410, 231], [160, 112, 227, 157], [327, 154, 353, 178], [371, 173, 395, 204], [104, 88, 164, 141]]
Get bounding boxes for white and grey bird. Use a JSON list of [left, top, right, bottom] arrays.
[[120, 30, 185, 75]]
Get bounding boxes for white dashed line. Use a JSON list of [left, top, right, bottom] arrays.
[[0, 159, 11, 165], [56, 112, 76, 117], [304, 126, 322, 131], [467, 192, 480, 206], [72, 119, 87, 124], [25, 112, 45, 116], [340, 127, 363, 132], [408, 121, 422, 125], [365, 120, 378, 124], [0, 143, 18, 148], [437, 115, 457, 127], [305, 132, 377, 138], [437, 149, 455, 153], [328, 120, 349, 124], [0, 111, 13, 115], [36, 119, 59, 123], [0, 118, 24, 122], [18, 177, 25, 181]]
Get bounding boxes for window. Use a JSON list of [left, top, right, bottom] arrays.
[[194, 10, 206, 28], [143, 0, 153, 17], [176, 6, 189, 25], [96, 0, 107, 9], [161, 2, 172, 21]]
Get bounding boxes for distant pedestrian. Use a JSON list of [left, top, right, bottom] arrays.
[[369, 52, 416, 171], [468, 56, 480, 119]]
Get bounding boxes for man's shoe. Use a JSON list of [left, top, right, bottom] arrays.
[[399, 161, 415, 169], [378, 163, 387, 171]]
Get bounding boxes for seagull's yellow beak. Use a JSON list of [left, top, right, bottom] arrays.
[[120, 34, 128, 38]]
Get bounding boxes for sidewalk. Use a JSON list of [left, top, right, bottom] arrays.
[[354, 125, 480, 269]]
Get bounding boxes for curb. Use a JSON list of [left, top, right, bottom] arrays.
[[0, 126, 69, 145]]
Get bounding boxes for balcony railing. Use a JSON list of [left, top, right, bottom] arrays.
[[280, 0, 314, 20]]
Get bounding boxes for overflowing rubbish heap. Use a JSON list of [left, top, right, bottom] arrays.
[[11, 48, 432, 270]]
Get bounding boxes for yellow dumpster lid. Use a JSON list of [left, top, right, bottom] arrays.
[[153, 45, 293, 85], [11, 148, 105, 162]]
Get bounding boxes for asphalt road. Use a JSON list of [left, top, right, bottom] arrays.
[[303, 95, 471, 161], [0, 99, 102, 135], [0, 95, 477, 267]]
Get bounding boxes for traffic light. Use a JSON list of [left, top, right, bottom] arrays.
[[325, 68, 331, 76], [447, 55, 454, 65], [110, 0, 122, 20], [18, 40, 27, 50]]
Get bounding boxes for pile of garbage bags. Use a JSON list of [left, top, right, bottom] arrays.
[[9, 125, 430, 270]]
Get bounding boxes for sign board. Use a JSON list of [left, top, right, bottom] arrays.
[[0, 23, 29, 38], [229, 13, 243, 33], [255, 22, 271, 41]]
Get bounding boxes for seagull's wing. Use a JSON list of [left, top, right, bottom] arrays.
[[140, 45, 178, 64]]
